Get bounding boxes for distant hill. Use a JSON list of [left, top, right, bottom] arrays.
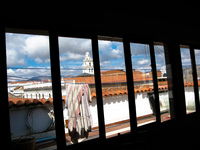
[[7, 76, 29, 83], [77, 73, 94, 77], [8, 74, 77, 83], [27, 76, 51, 81], [27, 75, 75, 82]]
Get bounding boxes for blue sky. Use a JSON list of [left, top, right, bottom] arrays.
[[7, 33, 192, 81]]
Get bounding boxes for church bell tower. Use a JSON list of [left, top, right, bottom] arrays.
[[82, 52, 94, 74]]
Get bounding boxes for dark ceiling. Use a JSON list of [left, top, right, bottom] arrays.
[[2, 2, 200, 45]]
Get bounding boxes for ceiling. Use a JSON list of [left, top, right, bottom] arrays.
[[2, 2, 200, 45]]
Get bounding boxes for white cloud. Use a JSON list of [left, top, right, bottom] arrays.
[[6, 34, 94, 77], [180, 48, 192, 67], [100, 60, 110, 67], [7, 69, 15, 75], [24, 35, 50, 63], [98, 40, 124, 62], [138, 59, 149, 65], [137, 66, 151, 71], [35, 58, 43, 64], [195, 50, 200, 65], [7, 67, 52, 79], [6, 33, 50, 66], [60, 52, 84, 61], [6, 34, 169, 77], [6, 48, 26, 66], [6, 33, 27, 67], [59, 37, 92, 57], [6, 33, 26, 50], [98, 40, 111, 50]]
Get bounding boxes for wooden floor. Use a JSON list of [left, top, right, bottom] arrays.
[[36, 113, 171, 149]]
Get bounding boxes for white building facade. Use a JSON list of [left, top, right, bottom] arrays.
[[82, 52, 94, 74]]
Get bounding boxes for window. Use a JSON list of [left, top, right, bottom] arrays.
[[4, 28, 197, 150], [58, 36, 99, 144], [154, 43, 170, 122], [130, 43, 156, 125], [180, 45, 196, 114], [194, 49, 200, 103], [6, 33, 56, 149], [98, 37, 131, 138]]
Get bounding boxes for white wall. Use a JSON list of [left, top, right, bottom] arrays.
[[89, 91, 172, 128], [103, 95, 130, 125], [185, 87, 196, 110], [135, 92, 153, 117], [10, 104, 57, 140], [24, 87, 66, 99], [89, 92, 155, 128], [9, 87, 196, 140]]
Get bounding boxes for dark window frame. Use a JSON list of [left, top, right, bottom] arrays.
[[2, 25, 200, 149]]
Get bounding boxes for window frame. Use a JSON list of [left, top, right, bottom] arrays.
[[189, 46, 200, 112], [2, 25, 200, 149]]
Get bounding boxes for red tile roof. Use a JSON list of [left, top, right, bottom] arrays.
[[101, 70, 126, 76], [8, 97, 66, 108], [90, 85, 168, 98], [64, 74, 153, 85], [8, 73, 200, 108], [9, 85, 168, 108], [183, 81, 200, 87]]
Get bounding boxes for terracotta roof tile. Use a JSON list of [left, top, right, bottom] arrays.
[[92, 84, 168, 98], [90, 84, 167, 98], [117, 90, 125, 95], [25, 99, 32, 105], [184, 81, 194, 87], [101, 70, 126, 76], [91, 92, 96, 98], [9, 83, 171, 107], [8, 96, 65, 108], [64, 73, 155, 85]]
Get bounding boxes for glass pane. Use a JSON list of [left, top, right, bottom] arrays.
[[180, 46, 196, 114], [98, 38, 130, 138], [154, 43, 170, 122], [130, 43, 156, 126], [58, 37, 99, 145], [6, 33, 57, 149], [194, 49, 200, 103]]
